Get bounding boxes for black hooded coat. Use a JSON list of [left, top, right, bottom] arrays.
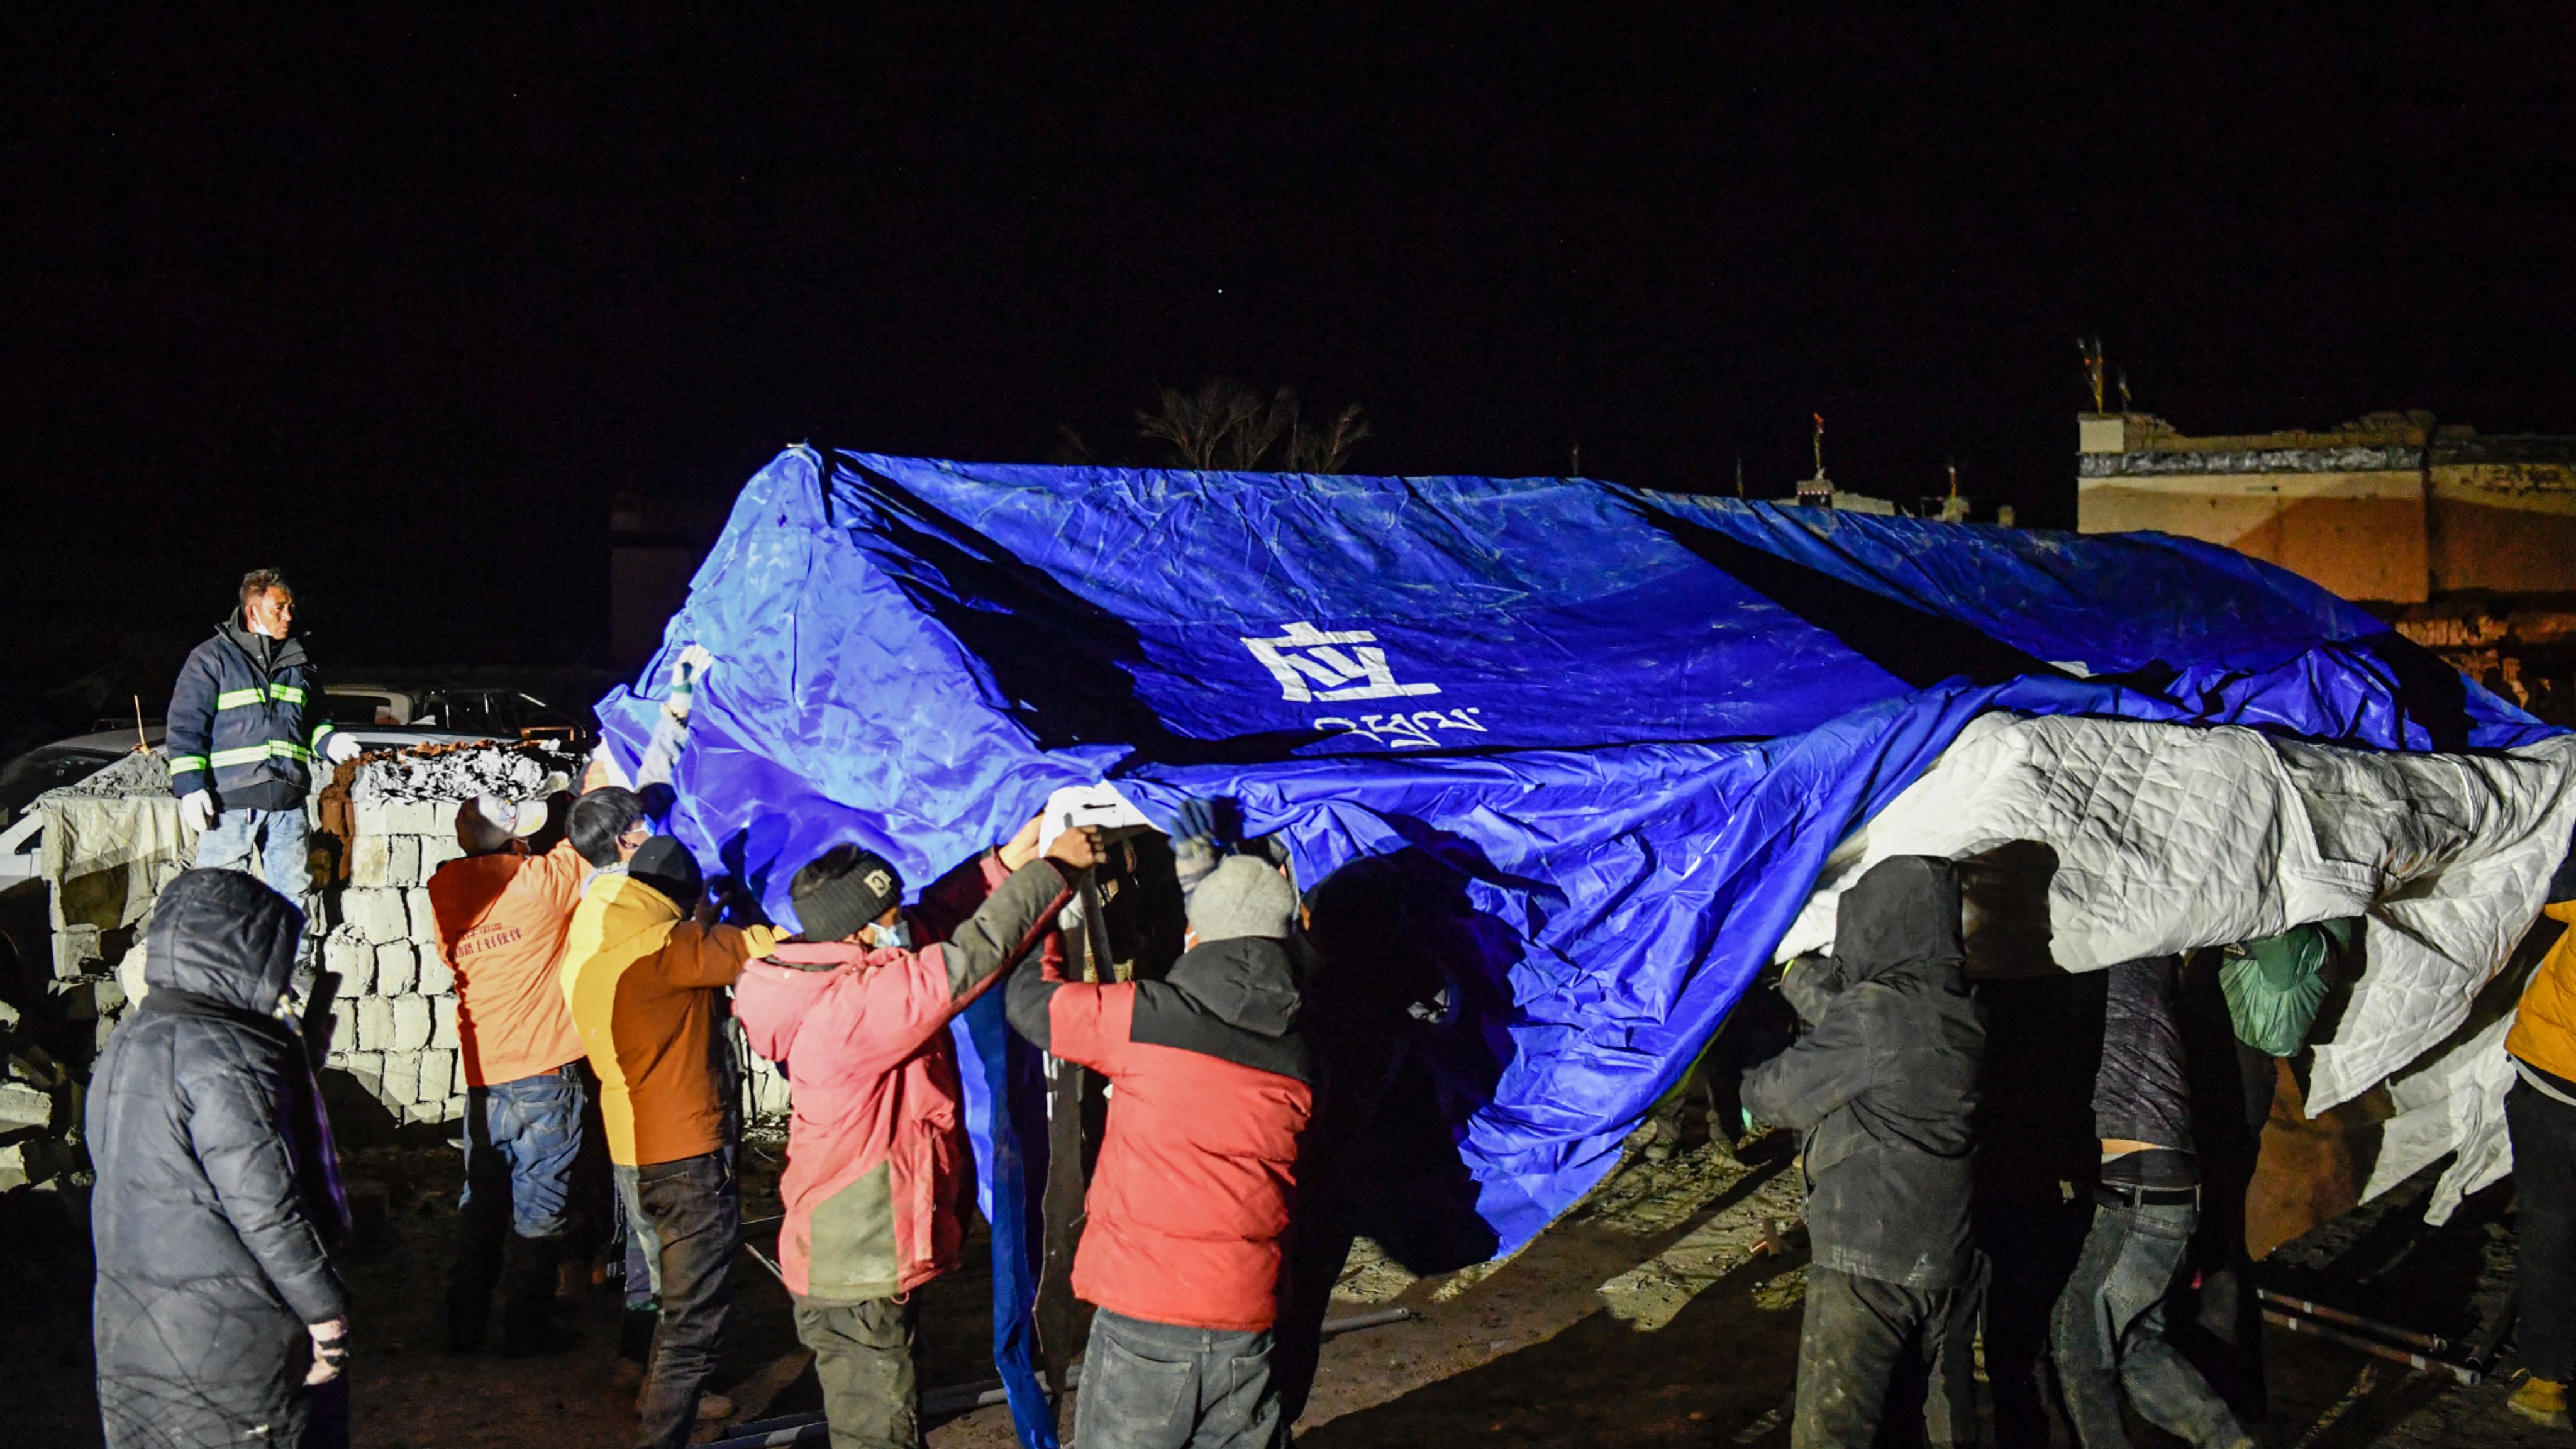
[[1741, 855, 1987, 1290], [87, 868, 350, 1448]]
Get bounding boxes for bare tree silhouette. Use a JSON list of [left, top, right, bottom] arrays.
[[1135, 379, 1369, 472]]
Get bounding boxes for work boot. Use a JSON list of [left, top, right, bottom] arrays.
[[2512, 1377, 2572, 1430], [499, 1233, 582, 1357], [611, 1303, 658, 1389]]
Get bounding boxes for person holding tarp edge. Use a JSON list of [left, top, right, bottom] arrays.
[[1740, 855, 1986, 1449], [733, 816, 1098, 1449], [1004, 848, 1315, 1449], [2504, 838, 2576, 1430], [2048, 955, 2258, 1449], [561, 819, 783, 1448]]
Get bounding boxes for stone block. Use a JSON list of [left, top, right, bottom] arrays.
[[336, 1050, 386, 1099], [0, 1081, 52, 1133], [432, 996, 458, 1050], [388, 800, 450, 835], [418, 953, 455, 996], [406, 1095, 465, 1126], [391, 994, 433, 1052], [343, 889, 409, 945], [379, 1050, 420, 1106], [387, 836, 422, 889], [54, 924, 101, 979], [356, 996, 394, 1052], [419, 835, 466, 877], [405, 888, 438, 943], [322, 1002, 357, 1057], [351, 797, 391, 837], [375, 941, 417, 996], [450, 1051, 468, 1096], [419, 1048, 455, 1101], [348, 834, 394, 889], [323, 932, 375, 996]]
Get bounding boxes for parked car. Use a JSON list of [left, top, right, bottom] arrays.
[[324, 684, 587, 741]]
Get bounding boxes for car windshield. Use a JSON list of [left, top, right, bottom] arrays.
[[0, 747, 121, 824]]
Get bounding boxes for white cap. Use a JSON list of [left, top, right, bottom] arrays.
[[464, 793, 547, 839]]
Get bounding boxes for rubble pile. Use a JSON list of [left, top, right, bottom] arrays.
[[0, 999, 77, 1194], [343, 739, 569, 802]]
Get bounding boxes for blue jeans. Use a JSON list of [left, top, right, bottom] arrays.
[[1075, 1307, 1282, 1449], [2051, 1197, 2251, 1449], [195, 804, 312, 899], [447, 1069, 587, 1344]]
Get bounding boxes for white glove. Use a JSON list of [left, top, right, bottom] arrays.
[[323, 732, 365, 765], [667, 644, 716, 718], [180, 791, 214, 833]]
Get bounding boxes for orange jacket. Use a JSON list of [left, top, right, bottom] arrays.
[[560, 872, 780, 1166], [732, 854, 1074, 1302], [2509, 901, 2576, 1084], [428, 841, 587, 1087]]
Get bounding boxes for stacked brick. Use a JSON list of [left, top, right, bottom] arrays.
[[318, 791, 477, 1126]]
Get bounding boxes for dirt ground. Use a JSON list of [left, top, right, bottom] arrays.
[[1, 1121, 2559, 1448]]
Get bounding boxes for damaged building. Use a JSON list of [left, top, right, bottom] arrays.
[[2077, 409, 2576, 719]]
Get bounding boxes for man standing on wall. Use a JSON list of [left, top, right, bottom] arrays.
[[166, 569, 364, 896]]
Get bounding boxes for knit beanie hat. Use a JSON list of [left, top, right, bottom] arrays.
[[1187, 855, 1299, 942], [794, 848, 906, 943], [628, 836, 703, 910]]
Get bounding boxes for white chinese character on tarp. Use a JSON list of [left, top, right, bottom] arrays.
[[1240, 621, 1442, 703]]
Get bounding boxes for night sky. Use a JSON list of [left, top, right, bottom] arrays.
[[8, 8, 2573, 726]]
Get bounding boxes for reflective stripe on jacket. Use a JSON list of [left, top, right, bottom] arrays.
[[165, 621, 340, 806]]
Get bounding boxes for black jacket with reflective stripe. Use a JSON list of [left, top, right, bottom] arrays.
[[166, 621, 340, 811]]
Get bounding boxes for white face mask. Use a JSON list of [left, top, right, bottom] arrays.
[[869, 918, 914, 951]]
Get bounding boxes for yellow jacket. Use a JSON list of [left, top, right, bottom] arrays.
[[560, 872, 780, 1167], [2509, 901, 2576, 1085]]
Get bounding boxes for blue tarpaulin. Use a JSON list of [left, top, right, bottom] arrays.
[[599, 447, 2543, 1445]]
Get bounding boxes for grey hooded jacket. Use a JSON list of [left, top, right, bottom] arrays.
[[87, 868, 349, 1448], [1742, 855, 1987, 1289]]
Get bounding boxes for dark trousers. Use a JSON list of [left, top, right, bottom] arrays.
[[1789, 1267, 1979, 1449], [2511, 1079, 2576, 1382], [2050, 1197, 2249, 1449], [620, 1151, 740, 1449], [448, 1067, 587, 1346], [794, 1294, 920, 1449], [1074, 1307, 1282, 1449], [1977, 1199, 2089, 1449]]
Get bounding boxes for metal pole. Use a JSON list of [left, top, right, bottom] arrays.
[[2253, 1289, 2450, 1354], [2258, 1308, 2480, 1385]]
